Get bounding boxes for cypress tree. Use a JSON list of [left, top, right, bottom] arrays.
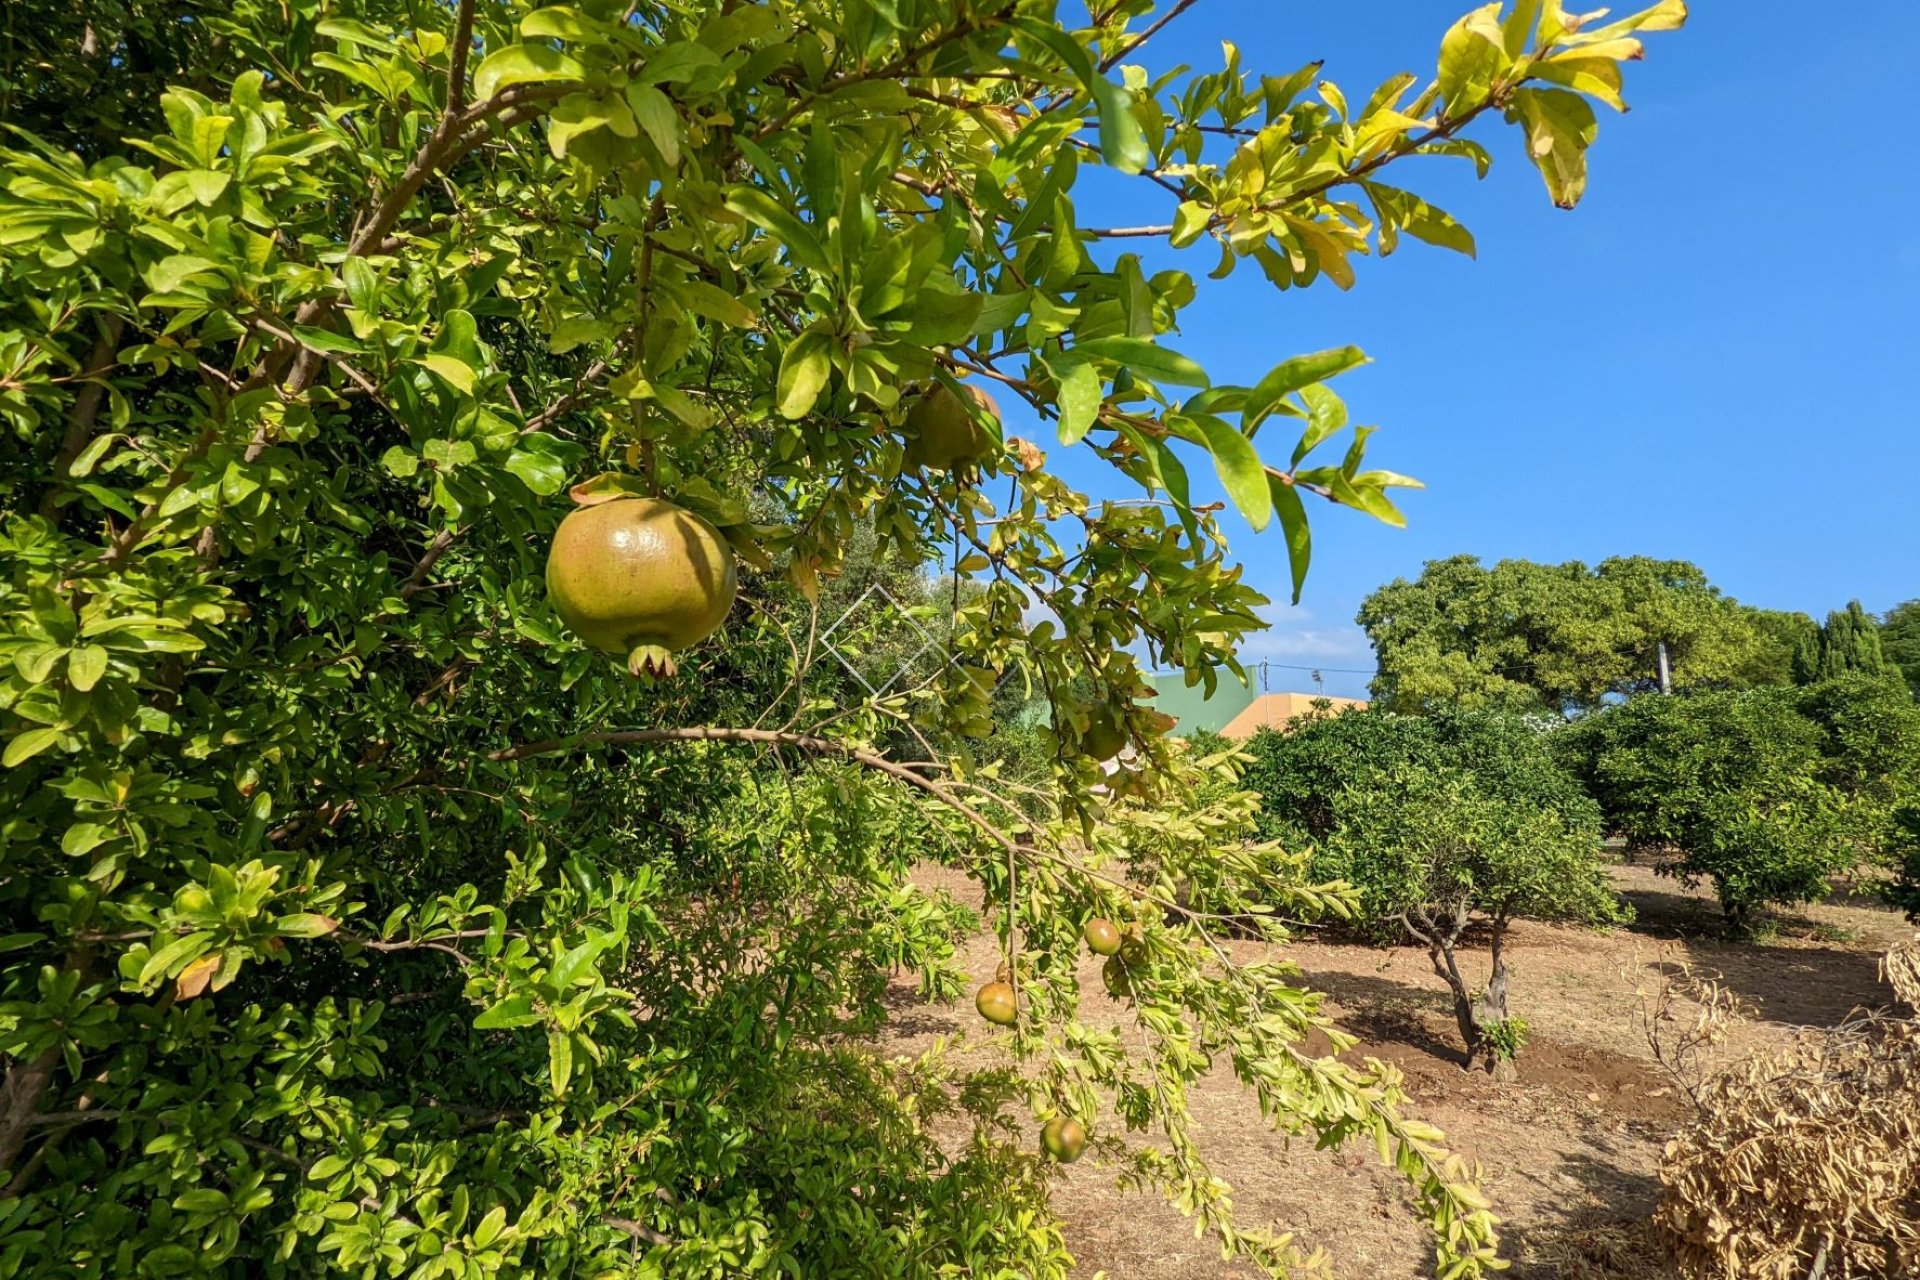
[[1814, 600, 1894, 680]]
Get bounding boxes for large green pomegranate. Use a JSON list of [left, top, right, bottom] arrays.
[[545, 496, 738, 678], [974, 980, 1018, 1027], [904, 382, 999, 472]]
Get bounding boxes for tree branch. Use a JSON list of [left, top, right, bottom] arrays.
[[1099, 0, 1206, 73], [41, 315, 125, 516], [445, 0, 478, 118]]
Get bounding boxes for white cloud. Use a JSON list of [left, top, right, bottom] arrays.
[[1235, 604, 1376, 668]]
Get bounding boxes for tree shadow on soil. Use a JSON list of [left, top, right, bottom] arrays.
[[1290, 964, 1472, 1069], [1618, 883, 1894, 1029], [1504, 1149, 1670, 1279]]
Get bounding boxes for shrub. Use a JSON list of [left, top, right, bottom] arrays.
[[1560, 690, 1855, 929]]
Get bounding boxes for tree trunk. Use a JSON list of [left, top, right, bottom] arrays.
[[0, 1046, 58, 1181], [1425, 935, 1481, 1070], [1473, 920, 1515, 1080]]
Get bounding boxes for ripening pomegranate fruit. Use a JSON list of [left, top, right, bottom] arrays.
[[1041, 1116, 1086, 1163], [545, 496, 737, 678], [1083, 918, 1122, 957], [904, 382, 999, 473], [975, 980, 1018, 1027]]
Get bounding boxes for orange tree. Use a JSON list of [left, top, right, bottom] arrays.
[[0, 1, 1680, 1274]]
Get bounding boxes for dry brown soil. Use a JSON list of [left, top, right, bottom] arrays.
[[879, 859, 1914, 1279]]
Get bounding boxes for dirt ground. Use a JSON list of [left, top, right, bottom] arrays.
[[881, 859, 1915, 1279]]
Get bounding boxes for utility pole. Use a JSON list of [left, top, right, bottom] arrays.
[[1311, 668, 1325, 697], [1657, 640, 1672, 695]]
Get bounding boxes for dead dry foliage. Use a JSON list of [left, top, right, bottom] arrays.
[[1653, 935, 1920, 1279]]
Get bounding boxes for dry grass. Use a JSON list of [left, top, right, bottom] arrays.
[[880, 861, 1916, 1279]]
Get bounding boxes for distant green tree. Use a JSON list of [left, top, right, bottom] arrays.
[[1241, 709, 1615, 1070], [1358, 555, 1786, 714], [1811, 601, 1894, 681], [1743, 608, 1820, 687], [1882, 600, 1920, 697]]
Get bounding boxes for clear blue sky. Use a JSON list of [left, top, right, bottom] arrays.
[[1015, 1, 1920, 700]]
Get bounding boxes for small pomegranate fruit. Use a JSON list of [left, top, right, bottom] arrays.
[[545, 496, 737, 678], [975, 980, 1017, 1027], [904, 382, 999, 473], [1101, 955, 1130, 997], [1041, 1116, 1086, 1163], [1080, 707, 1128, 762], [1082, 918, 1122, 957]]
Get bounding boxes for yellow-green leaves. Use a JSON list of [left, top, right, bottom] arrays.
[[1365, 183, 1477, 258], [1072, 336, 1209, 388], [1016, 18, 1149, 174], [1243, 346, 1368, 433], [1506, 87, 1598, 207], [1185, 414, 1272, 531], [777, 325, 833, 419], [1437, 3, 1508, 118], [1053, 360, 1103, 446], [725, 187, 829, 273], [471, 44, 584, 104]]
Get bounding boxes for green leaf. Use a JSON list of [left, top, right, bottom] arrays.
[[183, 170, 230, 206], [1436, 2, 1506, 118], [3, 727, 62, 768], [633, 41, 723, 86], [1270, 477, 1312, 605], [520, 6, 600, 42], [1016, 18, 1148, 174], [1170, 201, 1212, 249], [1072, 337, 1209, 389], [725, 187, 829, 273], [1365, 183, 1476, 259], [667, 279, 756, 329], [1506, 87, 1598, 208], [67, 432, 119, 479], [1185, 414, 1272, 531], [1501, 0, 1544, 57], [274, 914, 340, 938], [1243, 347, 1367, 430], [506, 446, 568, 495], [472, 44, 585, 103], [1089, 76, 1149, 175], [1294, 384, 1349, 465], [473, 995, 541, 1030], [413, 354, 477, 395], [1054, 360, 1101, 446], [290, 325, 369, 356], [776, 326, 832, 420], [626, 84, 682, 167], [68, 645, 108, 692], [173, 1189, 230, 1214], [472, 1205, 508, 1249], [548, 1030, 573, 1095], [548, 317, 614, 353], [1531, 53, 1629, 112]]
